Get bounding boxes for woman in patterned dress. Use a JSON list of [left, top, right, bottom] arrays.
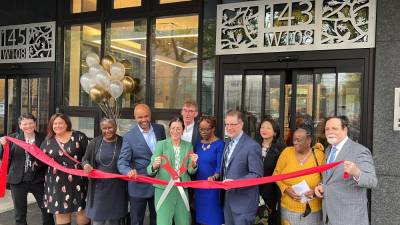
[[41, 113, 90, 225]]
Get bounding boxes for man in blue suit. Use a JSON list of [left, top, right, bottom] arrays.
[[118, 104, 166, 225], [221, 110, 263, 225]]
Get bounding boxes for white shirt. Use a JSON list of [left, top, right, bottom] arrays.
[[330, 136, 349, 161], [181, 122, 194, 143]]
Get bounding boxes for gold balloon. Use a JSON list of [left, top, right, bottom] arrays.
[[101, 55, 115, 72], [120, 59, 132, 75], [122, 76, 140, 93], [89, 87, 106, 103]]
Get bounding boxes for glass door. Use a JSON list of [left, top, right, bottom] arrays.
[[221, 66, 362, 147], [0, 79, 5, 135], [0, 75, 50, 135]]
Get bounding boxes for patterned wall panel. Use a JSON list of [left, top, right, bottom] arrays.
[[216, 0, 376, 55]]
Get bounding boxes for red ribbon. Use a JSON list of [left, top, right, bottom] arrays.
[[0, 136, 345, 198], [0, 142, 10, 197]]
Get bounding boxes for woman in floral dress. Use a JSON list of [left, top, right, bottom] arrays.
[[41, 113, 89, 225]]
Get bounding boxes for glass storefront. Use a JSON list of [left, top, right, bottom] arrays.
[[151, 15, 199, 109], [106, 20, 147, 107], [71, 0, 97, 13], [113, 0, 141, 8], [64, 23, 101, 107]]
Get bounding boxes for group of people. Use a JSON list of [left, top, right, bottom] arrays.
[[0, 100, 377, 225]]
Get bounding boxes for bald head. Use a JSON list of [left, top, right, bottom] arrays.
[[134, 104, 151, 131]]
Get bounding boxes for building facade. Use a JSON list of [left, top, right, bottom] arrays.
[[0, 0, 399, 224]]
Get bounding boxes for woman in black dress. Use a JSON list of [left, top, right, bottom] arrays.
[[258, 117, 285, 225], [82, 118, 128, 225], [41, 113, 89, 225]]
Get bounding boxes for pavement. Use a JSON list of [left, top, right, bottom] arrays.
[[0, 190, 153, 225], [0, 190, 45, 225]]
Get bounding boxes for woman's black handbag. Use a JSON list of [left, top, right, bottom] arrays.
[[254, 197, 270, 225]]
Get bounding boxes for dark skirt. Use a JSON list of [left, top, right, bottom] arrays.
[[85, 178, 128, 221]]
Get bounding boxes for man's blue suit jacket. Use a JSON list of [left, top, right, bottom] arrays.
[[118, 123, 166, 198], [221, 133, 263, 214]]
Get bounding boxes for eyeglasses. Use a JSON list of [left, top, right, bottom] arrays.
[[182, 108, 196, 114], [199, 127, 212, 132], [224, 123, 240, 127]]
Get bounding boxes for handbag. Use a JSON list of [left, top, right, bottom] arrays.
[[254, 196, 270, 225]]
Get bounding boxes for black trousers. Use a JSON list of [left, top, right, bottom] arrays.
[[10, 182, 55, 225], [129, 196, 156, 225]]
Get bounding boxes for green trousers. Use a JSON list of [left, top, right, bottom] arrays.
[[154, 187, 190, 225]]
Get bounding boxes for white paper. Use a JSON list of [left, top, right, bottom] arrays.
[[291, 180, 312, 203]]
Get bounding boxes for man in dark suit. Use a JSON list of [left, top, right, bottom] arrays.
[[0, 113, 54, 225], [118, 104, 166, 225], [221, 110, 263, 225], [315, 116, 377, 225], [181, 100, 200, 148]]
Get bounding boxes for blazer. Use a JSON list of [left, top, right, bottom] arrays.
[[82, 135, 126, 207], [191, 123, 200, 151], [221, 133, 263, 214], [322, 138, 377, 225], [117, 123, 166, 198], [0, 131, 46, 184], [147, 138, 197, 189]]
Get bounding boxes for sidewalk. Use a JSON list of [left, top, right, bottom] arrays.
[[0, 190, 45, 225]]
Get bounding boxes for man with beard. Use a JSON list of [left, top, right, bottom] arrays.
[[118, 104, 166, 225], [314, 116, 377, 225]]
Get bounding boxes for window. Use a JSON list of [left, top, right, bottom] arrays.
[[105, 20, 147, 107], [151, 15, 199, 109], [159, 0, 191, 4], [71, 0, 97, 13], [64, 23, 101, 107], [113, 0, 141, 9]]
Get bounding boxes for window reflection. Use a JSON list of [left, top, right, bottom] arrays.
[[159, 0, 191, 4], [0, 79, 5, 135], [315, 73, 336, 146], [71, 0, 97, 13], [338, 72, 361, 142], [113, 0, 141, 9], [245, 75, 262, 138], [117, 119, 136, 136], [265, 75, 281, 120], [106, 20, 147, 107], [224, 75, 242, 115], [64, 23, 101, 107], [152, 15, 199, 109], [70, 116, 95, 139]]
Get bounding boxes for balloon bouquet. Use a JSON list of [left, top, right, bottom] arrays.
[[80, 53, 140, 121]]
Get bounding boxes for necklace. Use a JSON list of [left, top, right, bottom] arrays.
[[297, 150, 312, 166], [201, 143, 211, 151], [98, 139, 117, 167]]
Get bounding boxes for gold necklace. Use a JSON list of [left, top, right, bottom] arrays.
[[297, 150, 312, 166], [98, 139, 117, 167]]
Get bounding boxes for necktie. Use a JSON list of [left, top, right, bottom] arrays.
[[326, 146, 337, 175], [223, 140, 234, 179], [327, 146, 337, 164]]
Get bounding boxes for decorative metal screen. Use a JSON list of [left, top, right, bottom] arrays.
[[216, 0, 376, 55], [0, 21, 56, 63]]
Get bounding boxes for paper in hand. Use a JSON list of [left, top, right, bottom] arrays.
[[292, 180, 312, 203]]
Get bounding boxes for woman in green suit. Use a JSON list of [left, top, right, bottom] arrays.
[[147, 116, 198, 225]]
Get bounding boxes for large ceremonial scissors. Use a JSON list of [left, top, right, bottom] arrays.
[[155, 154, 195, 211]]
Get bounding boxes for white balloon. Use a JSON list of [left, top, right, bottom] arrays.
[[86, 53, 100, 67], [95, 70, 111, 89], [109, 80, 124, 99], [80, 73, 95, 93], [88, 64, 103, 75], [110, 62, 125, 80]]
